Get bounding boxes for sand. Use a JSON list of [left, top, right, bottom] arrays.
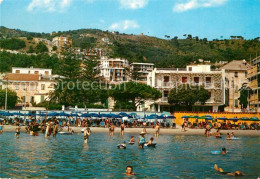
[[2, 125, 260, 136]]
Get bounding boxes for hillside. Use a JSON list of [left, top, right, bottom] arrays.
[[0, 26, 260, 69]]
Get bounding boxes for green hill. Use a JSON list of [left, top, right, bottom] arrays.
[[0, 26, 260, 69]]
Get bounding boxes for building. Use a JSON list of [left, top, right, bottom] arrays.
[[130, 63, 154, 82], [2, 67, 56, 107], [52, 36, 72, 49], [147, 65, 224, 112], [99, 57, 129, 83], [220, 60, 250, 112], [248, 56, 260, 112]]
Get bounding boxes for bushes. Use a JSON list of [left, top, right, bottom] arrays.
[[35, 42, 48, 53], [0, 38, 26, 50]]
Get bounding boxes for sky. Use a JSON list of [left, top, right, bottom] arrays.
[[0, 0, 260, 40]]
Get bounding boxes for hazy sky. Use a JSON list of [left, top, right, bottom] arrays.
[[0, 0, 260, 39]]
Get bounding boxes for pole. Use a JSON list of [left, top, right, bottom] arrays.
[[4, 78, 8, 111]]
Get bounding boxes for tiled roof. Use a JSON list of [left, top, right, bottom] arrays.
[[220, 60, 250, 71], [3, 73, 39, 81]]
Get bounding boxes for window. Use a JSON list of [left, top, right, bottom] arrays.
[[245, 72, 247, 78], [208, 91, 212, 99], [206, 77, 211, 83], [22, 96, 26, 103], [45, 71, 49, 75], [194, 77, 200, 84], [15, 70, 20, 73], [234, 72, 238, 77], [30, 84, 34, 91], [163, 91, 169, 98], [182, 77, 187, 83], [189, 67, 192, 71], [41, 95, 45, 102], [30, 96, 34, 103], [15, 84, 19, 90], [164, 76, 169, 82], [235, 99, 238, 107], [34, 71, 39, 74], [41, 84, 45, 90]]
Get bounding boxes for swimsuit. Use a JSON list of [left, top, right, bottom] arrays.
[[139, 136, 145, 146]]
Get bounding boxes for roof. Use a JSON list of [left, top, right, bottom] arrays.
[[3, 73, 39, 81], [220, 60, 250, 71]]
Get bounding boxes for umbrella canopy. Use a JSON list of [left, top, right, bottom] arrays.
[[70, 113, 79, 117], [48, 112, 59, 116], [26, 113, 36, 116], [129, 112, 136, 116], [218, 117, 227, 120], [166, 115, 176, 119], [239, 117, 249, 121], [90, 113, 100, 118], [205, 117, 213, 120], [182, 115, 189, 118], [118, 112, 128, 116], [188, 115, 199, 118], [250, 117, 259, 121], [145, 115, 157, 120], [198, 116, 207, 119], [229, 118, 238, 120], [1, 112, 14, 116], [12, 112, 23, 116], [58, 112, 70, 117], [81, 113, 91, 117]]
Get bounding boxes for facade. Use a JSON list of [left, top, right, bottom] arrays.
[[130, 63, 154, 82], [52, 36, 72, 49], [220, 60, 250, 112], [248, 56, 260, 112], [99, 57, 129, 83], [147, 65, 224, 112], [3, 67, 56, 107]]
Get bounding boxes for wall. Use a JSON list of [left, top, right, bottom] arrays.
[[173, 111, 260, 125]]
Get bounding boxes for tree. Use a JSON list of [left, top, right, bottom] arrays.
[[0, 89, 18, 108], [168, 85, 209, 111], [238, 86, 251, 109], [81, 58, 100, 81], [27, 45, 34, 53], [110, 82, 161, 110], [35, 41, 48, 53], [0, 38, 26, 50], [52, 46, 57, 51]]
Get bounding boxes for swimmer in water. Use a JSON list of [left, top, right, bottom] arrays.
[[231, 132, 235, 138], [215, 129, 221, 138], [84, 127, 91, 143], [155, 123, 160, 137], [221, 148, 226, 155], [147, 137, 154, 145], [214, 164, 243, 176], [109, 124, 114, 136], [125, 166, 135, 176], [226, 133, 231, 140], [15, 124, 21, 137], [0, 122, 3, 133], [120, 123, 125, 136], [138, 132, 146, 148], [129, 136, 135, 143]]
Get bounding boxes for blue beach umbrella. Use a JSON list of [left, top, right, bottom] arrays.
[[250, 117, 259, 121], [239, 117, 249, 121], [81, 113, 91, 117], [218, 117, 227, 120], [182, 115, 189, 118], [58, 112, 70, 117]]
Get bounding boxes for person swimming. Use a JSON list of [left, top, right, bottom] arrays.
[[221, 148, 226, 155], [129, 136, 135, 143], [138, 132, 146, 148], [231, 132, 235, 138], [0, 122, 3, 133], [125, 166, 135, 176], [226, 133, 231, 140], [147, 137, 154, 145], [120, 123, 125, 136], [214, 164, 243, 176], [109, 124, 114, 136], [15, 124, 21, 137], [215, 129, 221, 138]]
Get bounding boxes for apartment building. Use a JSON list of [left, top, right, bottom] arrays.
[[2, 67, 56, 107], [147, 65, 224, 112], [220, 60, 250, 112], [130, 63, 154, 82], [52, 36, 72, 49], [248, 56, 260, 112], [99, 57, 129, 83]]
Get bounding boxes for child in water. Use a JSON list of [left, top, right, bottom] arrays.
[[129, 136, 135, 143], [125, 166, 135, 175], [226, 133, 231, 140], [147, 137, 154, 145], [221, 148, 227, 155]]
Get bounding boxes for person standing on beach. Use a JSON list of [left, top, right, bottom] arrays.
[[205, 124, 211, 137], [155, 123, 160, 137], [15, 124, 21, 137], [120, 123, 125, 135], [84, 127, 91, 143], [53, 122, 58, 137]]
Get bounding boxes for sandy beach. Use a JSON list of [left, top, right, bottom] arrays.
[[2, 125, 260, 136]]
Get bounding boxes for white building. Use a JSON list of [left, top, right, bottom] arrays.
[[52, 36, 72, 49], [12, 67, 52, 75], [130, 63, 154, 82], [99, 57, 129, 83], [146, 65, 224, 112]]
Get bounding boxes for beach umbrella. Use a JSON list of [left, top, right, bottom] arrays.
[[90, 113, 100, 118], [239, 117, 249, 121], [166, 115, 175, 119], [145, 115, 157, 120], [182, 115, 189, 118], [250, 117, 260, 121], [119, 112, 128, 116], [205, 117, 213, 120], [218, 117, 227, 120], [81, 113, 91, 117], [58, 112, 70, 117], [26, 113, 36, 116], [1, 112, 13, 116], [188, 115, 199, 118], [157, 115, 165, 119], [228, 118, 238, 121], [11, 112, 23, 116], [70, 113, 78, 117], [129, 112, 136, 116]]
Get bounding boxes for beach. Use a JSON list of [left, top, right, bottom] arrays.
[[2, 125, 260, 136]]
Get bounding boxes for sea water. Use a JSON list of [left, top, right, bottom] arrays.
[[0, 132, 259, 178]]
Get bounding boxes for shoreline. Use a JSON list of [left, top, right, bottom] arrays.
[[2, 125, 260, 136]]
